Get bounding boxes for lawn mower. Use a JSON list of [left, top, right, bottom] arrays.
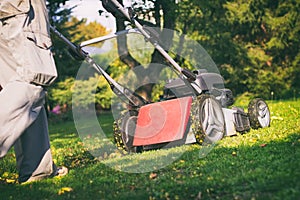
[[51, 0, 270, 153]]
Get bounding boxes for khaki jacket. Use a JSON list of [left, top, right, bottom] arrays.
[[0, 0, 57, 86], [0, 0, 31, 19]]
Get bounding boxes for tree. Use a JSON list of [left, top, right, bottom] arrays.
[[223, 0, 300, 98], [48, 0, 108, 80], [47, 1, 110, 110], [48, 0, 300, 111], [101, 0, 179, 101], [47, 0, 84, 80], [174, 0, 300, 99]]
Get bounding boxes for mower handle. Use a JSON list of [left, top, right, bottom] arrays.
[[107, 0, 196, 82], [50, 25, 149, 108], [50, 26, 87, 60]]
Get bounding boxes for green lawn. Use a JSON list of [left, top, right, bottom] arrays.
[[0, 100, 299, 200]]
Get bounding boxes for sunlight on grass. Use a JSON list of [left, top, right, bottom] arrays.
[[1, 100, 299, 200]]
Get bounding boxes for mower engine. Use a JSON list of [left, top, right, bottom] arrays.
[[163, 69, 234, 107]]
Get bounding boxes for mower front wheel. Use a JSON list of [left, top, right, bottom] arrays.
[[191, 94, 226, 144]]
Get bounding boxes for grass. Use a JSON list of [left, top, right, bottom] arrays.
[[0, 99, 299, 200]]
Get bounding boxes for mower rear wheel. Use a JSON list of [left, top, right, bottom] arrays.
[[113, 110, 140, 152], [248, 98, 270, 129], [191, 94, 226, 144]]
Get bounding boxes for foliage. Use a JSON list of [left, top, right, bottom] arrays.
[[175, 0, 300, 99], [49, 77, 74, 106], [47, 0, 300, 110], [73, 74, 113, 109], [46, 0, 110, 109], [48, 74, 113, 110], [1, 100, 299, 199], [47, 0, 108, 81], [224, 0, 300, 99], [47, 0, 82, 80], [50, 17, 109, 81], [64, 17, 109, 44]]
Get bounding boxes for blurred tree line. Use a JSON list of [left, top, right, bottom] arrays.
[[47, 0, 300, 111]]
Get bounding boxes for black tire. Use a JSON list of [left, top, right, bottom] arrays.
[[248, 98, 270, 129], [191, 94, 226, 144], [113, 110, 140, 152]]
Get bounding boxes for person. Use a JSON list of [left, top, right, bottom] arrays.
[[0, 0, 67, 183]]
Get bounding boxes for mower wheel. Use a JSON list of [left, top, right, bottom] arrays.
[[191, 94, 226, 144], [113, 110, 140, 153], [248, 98, 270, 129]]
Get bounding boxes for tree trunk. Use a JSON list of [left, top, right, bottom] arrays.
[[105, 0, 178, 101]]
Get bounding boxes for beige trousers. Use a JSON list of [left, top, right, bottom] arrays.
[[0, 10, 57, 182]]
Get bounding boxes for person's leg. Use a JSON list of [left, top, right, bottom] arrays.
[[0, 81, 44, 157], [0, 81, 58, 183], [14, 107, 56, 183]]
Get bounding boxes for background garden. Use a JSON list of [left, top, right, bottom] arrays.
[[47, 0, 300, 112]]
